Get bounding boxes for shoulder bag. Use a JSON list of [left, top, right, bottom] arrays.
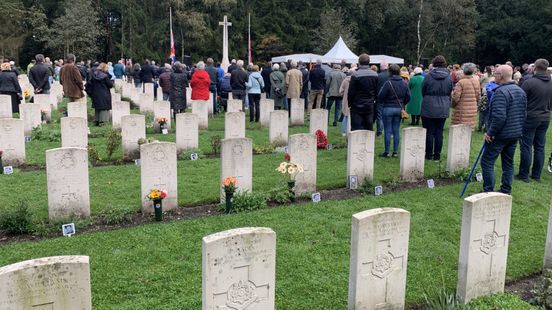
[[388, 81, 409, 119]]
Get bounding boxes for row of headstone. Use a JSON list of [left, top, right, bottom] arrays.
[[2, 194, 548, 309]]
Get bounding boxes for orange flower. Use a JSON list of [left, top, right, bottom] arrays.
[[223, 177, 237, 187]]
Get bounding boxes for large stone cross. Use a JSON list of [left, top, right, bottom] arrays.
[[219, 15, 232, 72], [213, 264, 269, 309]]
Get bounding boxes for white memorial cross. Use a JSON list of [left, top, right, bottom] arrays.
[[219, 16, 232, 72]]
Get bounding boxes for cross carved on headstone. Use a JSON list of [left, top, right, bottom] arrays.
[[212, 264, 269, 310], [472, 219, 507, 276], [360, 239, 404, 308]]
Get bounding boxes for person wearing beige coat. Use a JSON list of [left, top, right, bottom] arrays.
[[285, 61, 303, 99], [452, 63, 481, 128]]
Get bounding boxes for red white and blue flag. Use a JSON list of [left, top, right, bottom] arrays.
[[169, 7, 176, 64]]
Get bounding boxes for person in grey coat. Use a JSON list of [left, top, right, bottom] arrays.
[[326, 64, 346, 126], [270, 63, 286, 110]]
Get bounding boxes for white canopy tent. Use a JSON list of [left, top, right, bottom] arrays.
[[322, 36, 358, 64], [271, 53, 323, 63], [369, 55, 405, 65]]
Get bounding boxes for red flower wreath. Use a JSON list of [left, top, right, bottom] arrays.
[[315, 130, 328, 149]]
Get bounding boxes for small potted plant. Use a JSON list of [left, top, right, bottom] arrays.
[[146, 188, 167, 221], [276, 154, 304, 202], [23, 89, 30, 103], [222, 177, 237, 214], [157, 117, 168, 132]]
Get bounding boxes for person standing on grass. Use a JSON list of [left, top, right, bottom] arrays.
[[481, 65, 527, 194], [326, 63, 346, 127], [0, 62, 22, 114], [407, 67, 424, 125], [245, 65, 265, 122], [421, 55, 453, 161], [158, 64, 172, 101], [517, 58, 552, 182], [59, 53, 85, 102], [86, 63, 113, 127], [347, 53, 379, 131], [190, 61, 210, 101], [270, 63, 286, 110], [230, 60, 248, 110], [29, 54, 51, 95], [308, 59, 326, 114], [169, 62, 188, 119], [451, 63, 481, 129]]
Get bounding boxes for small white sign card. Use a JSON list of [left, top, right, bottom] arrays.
[[62, 223, 76, 237], [475, 172, 483, 182], [190, 153, 198, 161], [24, 136, 32, 142], [427, 179, 435, 189], [162, 128, 169, 135], [283, 146, 289, 153], [312, 192, 321, 203], [374, 185, 383, 196], [326, 144, 333, 150], [134, 159, 141, 166], [3, 166, 13, 175], [348, 175, 358, 190]]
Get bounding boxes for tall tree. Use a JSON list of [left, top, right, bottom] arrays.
[[312, 8, 358, 54]]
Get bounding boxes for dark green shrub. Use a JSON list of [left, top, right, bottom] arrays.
[[0, 201, 34, 235], [221, 191, 268, 213], [210, 135, 222, 155], [106, 129, 122, 159]]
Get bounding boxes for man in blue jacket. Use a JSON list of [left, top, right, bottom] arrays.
[[481, 65, 527, 194]]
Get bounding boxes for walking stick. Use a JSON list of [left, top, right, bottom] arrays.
[[459, 143, 487, 198]]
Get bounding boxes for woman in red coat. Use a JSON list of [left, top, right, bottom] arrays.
[[190, 61, 210, 100]]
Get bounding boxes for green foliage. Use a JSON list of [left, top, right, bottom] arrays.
[[469, 293, 540, 309], [106, 129, 122, 160], [97, 206, 135, 225], [222, 191, 268, 213], [267, 184, 293, 204], [31, 126, 61, 142], [529, 269, 552, 309], [312, 8, 358, 54], [0, 200, 34, 235], [88, 143, 101, 164], [253, 144, 275, 155], [178, 149, 203, 161], [210, 135, 222, 155], [423, 287, 467, 310]]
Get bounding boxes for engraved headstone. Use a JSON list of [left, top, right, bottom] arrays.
[[122, 82, 133, 99], [208, 92, 214, 115], [0, 118, 25, 166], [456, 192, 512, 304], [121, 114, 146, 159], [227, 99, 243, 113], [260, 98, 274, 127], [0, 256, 92, 310], [289, 133, 317, 196], [112, 101, 130, 129], [143, 83, 154, 97], [347, 130, 375, 185], [202, 227, 276, 310], [46, 147, 90, 219], [220, 138, 253, 201], [447, 124, 472, 172], [139, 93, 154, 113], [0, 95, 12, 118], [61, 117, 88, 148], [34, 94, 52, 122], [192, 100, 209, 130], [269, 111, 288, 146], [153, 101, 172, 132], [544, 198, 552, 269], [111, 92, 121, 103], [19, 103, 41, 136], [399, 127, 426, 182], [309, 108, 328, 136], [176, 113, 199, 152], [290, 98, 304, 126], [140, 142, 178, 212], [224, 112, 246, 139], [348, 208, 410, 310], [130, 87, 141, 105], [67, 101, 88, 121]]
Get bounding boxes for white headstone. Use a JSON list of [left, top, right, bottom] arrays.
[[544, 198, 552, 269], [122, 83, 133, 99], [121, 114, 146, 159], [153, 101, 172, 132], [347, 130, 375, 185], [111, 92, 122, 103], [289, 133, 317, 196], [456, 192, 512, 304], [447, 124, 472, 172], [176, 113, 199, 152], [0, 119, 25, 166], [139, 93, 154, 113], [131, 87, 141, 105], [112, 101, 130, 129], [225, 112, 246, 139], [348, 208, 410, 310], [67, 101, 88, 121], [192, 100, 209, 130], [260, 98, 274, 127], [399, 127, 426, 182], [46, 147, 90, 220], [208, 92, 214, 115], [269, 110, 289, 146], [290, 98, 304, 126], [34, 94, 52, 122], [202, 227, 275, 310], [220, 138, 253, 201], [60, 117, 88, 148], [143, 83, 154, 97], [227, 99, 243, 113], [0, 256, 92, 310], [140, 142, 178, 212], [19, 103, 41, 136], [309, 108, 328, 136], [0, 95, 12, 118]]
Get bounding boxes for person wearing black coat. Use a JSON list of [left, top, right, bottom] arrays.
[[347, 54, 379, 130], [169, 62, 189, 119], [0, 62, 22, 114], [261, 63, 273, 99], [29, 54, 51, 94], [86, 63, 113, 126], [299, 62, 309, 109]]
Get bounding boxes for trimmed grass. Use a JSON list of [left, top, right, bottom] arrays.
[[0, 178, 550, 308]]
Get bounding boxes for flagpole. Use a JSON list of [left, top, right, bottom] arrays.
[[248, 12, 251, 64], [169, 6, 176, 64]]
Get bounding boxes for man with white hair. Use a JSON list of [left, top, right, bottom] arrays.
[[308, 59, 326, 113], [481, 65, 527, 194], [285, 61, 302, 100], [228, 59, 237, 74], [230, 60, 248, 108]]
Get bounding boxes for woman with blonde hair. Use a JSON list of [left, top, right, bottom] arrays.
[[0, 62, 22, 113], [86, 62, 113, 126], [451, 62, 481, 128]]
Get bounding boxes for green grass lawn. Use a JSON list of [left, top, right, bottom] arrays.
[[0, 178, 549, 308]]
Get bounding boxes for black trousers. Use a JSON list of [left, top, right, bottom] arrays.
[[248, 93, 261, 122], [422, 117, 446, 157], [350, 109, 374, 131]]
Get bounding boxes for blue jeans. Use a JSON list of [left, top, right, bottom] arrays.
[[162, 92, 170, 101], [519, 120, 550, 180], [376, 103, 384, 135], [342, 116, 348, 134], [383, 107, 401, 154], [481, 139, 517, 194], [326, 96, 342, 125]]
